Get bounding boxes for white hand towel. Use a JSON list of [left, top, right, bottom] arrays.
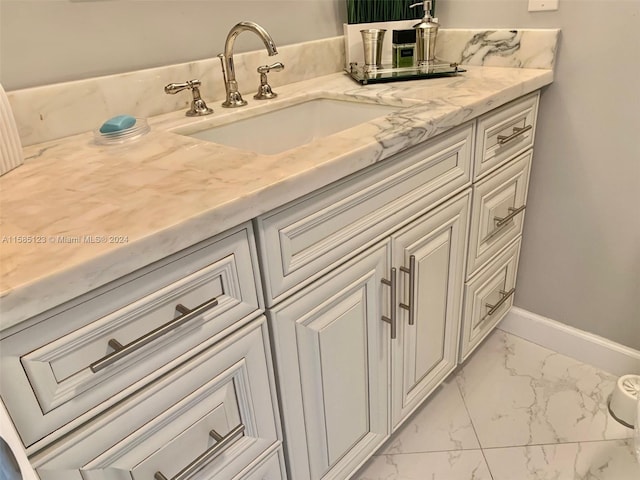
[[0, 83, 24, 176]]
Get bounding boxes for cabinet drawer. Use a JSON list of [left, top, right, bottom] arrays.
[[1, 224, 262, 447], [467, 150, 531, 278], [256, 123, 473, 306], [474, 92, 538, 180], [459, 239, 521, 361], [33, 317, 281, 480]]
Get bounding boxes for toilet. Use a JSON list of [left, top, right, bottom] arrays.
[[608, 374, 640, 462]]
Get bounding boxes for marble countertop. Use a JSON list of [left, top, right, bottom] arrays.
[[0, 66, 553, 331]]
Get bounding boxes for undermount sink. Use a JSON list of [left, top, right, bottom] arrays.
[[181, 98, 401, 155]]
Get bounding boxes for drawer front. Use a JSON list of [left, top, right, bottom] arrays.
[[33, 317, 281, 480], [474, 92, 538, 180], [467, 150, 531, 278], [1, 225, 262, 447], [460, 239, 521, 361], [256, 123, 473, 306]]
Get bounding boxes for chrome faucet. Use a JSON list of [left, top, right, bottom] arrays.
[[218, 21, 278, 108]]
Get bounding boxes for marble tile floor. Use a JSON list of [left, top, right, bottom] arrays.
[[355, 329, 639, 480]]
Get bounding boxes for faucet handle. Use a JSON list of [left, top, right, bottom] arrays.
[[254, 62, 284, 100], [164, 79, 214, 117], [257, 62, 284, 74]]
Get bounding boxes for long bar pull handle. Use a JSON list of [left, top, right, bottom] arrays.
[[399, 255, 416, 326], [381, 267, 397, 339], [90, 296, 219, 373], [484, 288, 516, 318], [494, 205, 526, 228], [496, 124, 532, 145], [482, 205, 527, 243], [154, 424, 245, 480]]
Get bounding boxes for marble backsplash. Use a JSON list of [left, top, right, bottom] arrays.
[[7, 29, 559, 147], [438, 29, 560, 69]]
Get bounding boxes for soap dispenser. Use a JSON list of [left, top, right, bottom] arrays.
[[410, 0, 439, 66]]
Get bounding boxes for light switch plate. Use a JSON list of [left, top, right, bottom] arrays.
[[528, 0, 558, 11]]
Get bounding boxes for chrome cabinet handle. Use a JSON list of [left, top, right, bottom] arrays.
[[399, 255, 416, 326], [494, 205, 526, 228], [484, 288, 516, 318], [381, 268, 397, 339], [154, 424, 245, 480], [89, 296, 219, 373], [496, 124, 532, 145]]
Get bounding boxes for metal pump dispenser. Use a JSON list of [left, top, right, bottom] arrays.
[[410, 0, 439, 66]]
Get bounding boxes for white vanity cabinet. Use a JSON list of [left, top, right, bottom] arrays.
[[268, 193, 470, 480], [258, 91, 541, 480], [257, 124, 474, 479], [0, 86, 543, 480], [0, 223, 286, 480], [459, 92, 539, 360]]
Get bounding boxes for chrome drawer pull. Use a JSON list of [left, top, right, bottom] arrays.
[[399, 255, 416, 326], [381, 267, 397, 339], [89, 296, 219, 373], [154, 424, 245, 480], [496, 124, 532, 145], [484, 288, 516, 317], [494, 205, 526, 228]]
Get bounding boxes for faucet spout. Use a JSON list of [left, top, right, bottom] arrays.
[[220, 21, 279, 108]]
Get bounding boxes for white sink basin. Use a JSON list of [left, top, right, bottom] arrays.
[[182, 98, 401, 155]]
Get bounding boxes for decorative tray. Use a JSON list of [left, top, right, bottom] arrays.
[[345, 62, 465, 85]]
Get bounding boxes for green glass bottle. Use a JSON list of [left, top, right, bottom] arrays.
[[392, 30, 416, 68]]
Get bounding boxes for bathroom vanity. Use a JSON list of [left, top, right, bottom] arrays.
[[260, 90, 538, 480], [0, 31, 555, 480]]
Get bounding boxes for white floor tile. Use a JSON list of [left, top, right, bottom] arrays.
[[380, 379, 479, 454], [456, 330, 633, 448], [354, 450, 493, 480], [483, 439, 640, 480]]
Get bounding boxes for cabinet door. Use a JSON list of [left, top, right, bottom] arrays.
[[269, 241, 390, 480], [391, 192, 470, 428]]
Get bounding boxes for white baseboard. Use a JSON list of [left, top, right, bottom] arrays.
[[498, 307, 640, 377]]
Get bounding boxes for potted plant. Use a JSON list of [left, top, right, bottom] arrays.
[[346, 0, 432, 24]]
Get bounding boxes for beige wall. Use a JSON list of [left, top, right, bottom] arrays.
[[0, 0, 345, 90], [1, 0, 638, 349], [438, 0, 640, 350]]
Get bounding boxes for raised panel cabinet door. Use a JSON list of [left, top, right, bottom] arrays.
[[268, 241, 391, 480], [391, 192, 470, 429]]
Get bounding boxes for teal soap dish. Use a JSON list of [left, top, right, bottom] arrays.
[[94, 117, 150, 145]]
